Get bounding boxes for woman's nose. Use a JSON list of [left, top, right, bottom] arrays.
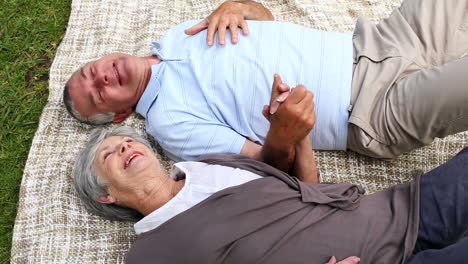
[[119, 141, 130, 154]]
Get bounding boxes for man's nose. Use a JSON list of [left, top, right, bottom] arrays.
[[95, 70, 109, 86]]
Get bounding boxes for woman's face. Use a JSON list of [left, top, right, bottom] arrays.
[[93, 136, 161, 203]]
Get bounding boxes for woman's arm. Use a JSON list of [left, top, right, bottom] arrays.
[[292, 136, 319, 183]]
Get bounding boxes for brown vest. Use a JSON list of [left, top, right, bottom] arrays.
[[127, 154, 420, 264]]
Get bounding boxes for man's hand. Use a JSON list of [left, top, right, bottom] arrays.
[[326, 256, 360, 264], [184, 1, 274, 46]]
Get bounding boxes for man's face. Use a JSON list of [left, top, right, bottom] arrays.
[[67, 53, 151, 122]]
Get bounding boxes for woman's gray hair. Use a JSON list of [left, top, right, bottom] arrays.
[[63, 81, 115, 125], [73, 126, 154, 221]]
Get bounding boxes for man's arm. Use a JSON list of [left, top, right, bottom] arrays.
[[185, 0, 274, 45], [240, 139, 263, 160]]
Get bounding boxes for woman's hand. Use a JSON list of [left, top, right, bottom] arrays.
[[262, 74, 290, 121], [326, 256, 361, 264]]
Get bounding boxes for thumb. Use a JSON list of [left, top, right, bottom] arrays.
[[269, 91, 289, 114], [270, 74, 283, 105], [326, 256, 337, 264], [262, 105, 271, 121], [338, 256, 361, 264], [184, 19, 209, 35]]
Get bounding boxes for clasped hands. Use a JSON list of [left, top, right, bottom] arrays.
[[259, 74, 316, 172], [263, 74, 316, 148]]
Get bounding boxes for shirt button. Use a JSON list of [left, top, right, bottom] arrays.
[[152, 41, 161, 50]]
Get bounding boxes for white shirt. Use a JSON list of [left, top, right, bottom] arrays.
[[134, 162, 261, 234]]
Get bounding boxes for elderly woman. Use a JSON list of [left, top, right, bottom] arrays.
[[73, 126, 468, 264]]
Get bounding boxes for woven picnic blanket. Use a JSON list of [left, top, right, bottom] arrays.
[[11, 0, 468, 262]]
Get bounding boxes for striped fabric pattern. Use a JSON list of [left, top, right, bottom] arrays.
[[139, 20, 352, 161], [11, 0, 468, 263]]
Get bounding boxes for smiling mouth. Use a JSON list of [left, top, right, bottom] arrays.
[[113, 63, 122, 86], [124, 152, 142, 169]]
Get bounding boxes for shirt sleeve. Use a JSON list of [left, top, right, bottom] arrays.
[[148, 120, 247, 162]]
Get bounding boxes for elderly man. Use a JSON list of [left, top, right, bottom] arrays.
[[65, 0, 468, 162]]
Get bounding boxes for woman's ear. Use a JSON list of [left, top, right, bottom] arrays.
[[96, 194, 116, 204]]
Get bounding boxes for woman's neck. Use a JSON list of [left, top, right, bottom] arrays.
[[136, 177, 186, 216]]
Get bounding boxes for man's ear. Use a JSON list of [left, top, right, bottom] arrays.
[[112, 108, 133, 123], [96, 194, 116, 204]]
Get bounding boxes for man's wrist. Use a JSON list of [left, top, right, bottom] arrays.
[[261, 146, 294, 172], [237, 0, 274, 20], [265, 126, 295, 148], [263, 140, 294, 157], [262, 133, 295, 172], [295, 136, 311, 151]]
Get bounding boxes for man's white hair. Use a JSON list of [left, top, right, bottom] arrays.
[[63, 81, 115, 125]]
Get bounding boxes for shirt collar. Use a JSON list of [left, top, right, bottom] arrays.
[[136, 40, 184, 118], [151, 41, 183, 61], [135, 63, 161, 118], [133, 162, 192, 235]]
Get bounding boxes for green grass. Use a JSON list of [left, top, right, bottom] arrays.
[[0, 0, 71, 262]]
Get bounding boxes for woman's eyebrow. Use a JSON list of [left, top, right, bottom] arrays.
[[98, 137, 125, 156], [97, 145, 111, 157]]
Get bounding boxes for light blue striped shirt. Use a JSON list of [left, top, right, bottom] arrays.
[[136, 20, 353, 161]]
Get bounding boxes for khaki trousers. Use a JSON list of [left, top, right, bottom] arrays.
[[348, 0, 468, 158]]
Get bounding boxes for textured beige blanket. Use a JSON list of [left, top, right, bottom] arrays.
[[11, 0, 468, 262]]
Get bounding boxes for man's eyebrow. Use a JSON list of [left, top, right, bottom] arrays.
[[80, 66, 86, 79], [88, 92, 96, 107]]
